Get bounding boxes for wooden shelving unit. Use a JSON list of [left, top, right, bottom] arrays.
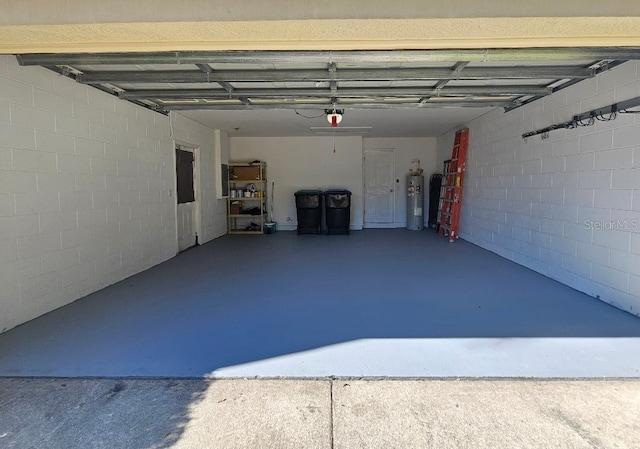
[[227, 162, 267, 235]]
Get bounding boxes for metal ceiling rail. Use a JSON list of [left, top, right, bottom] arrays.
[[121, 86, 549, 100], [16, 48, 640, 65], [161, 100, 517, 110], [77, 67, 593, 84], [420, 61, 469, 103], [505, 59, 628, 111], [195, 63, 250, 105]]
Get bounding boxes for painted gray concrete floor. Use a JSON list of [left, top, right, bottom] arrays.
[[0, 229, 640, 378], [1, 378, 639, 449]]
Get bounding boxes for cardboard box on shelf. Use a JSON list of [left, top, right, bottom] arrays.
[[230, 202, 242, 214], [232, 166, 261, 180]]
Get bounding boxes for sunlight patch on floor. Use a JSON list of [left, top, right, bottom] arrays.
[[207, 337, 640, 378]]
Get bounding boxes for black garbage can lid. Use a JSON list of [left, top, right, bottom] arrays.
[[295, 189, 323, 196], [323, 189, 351, 195]]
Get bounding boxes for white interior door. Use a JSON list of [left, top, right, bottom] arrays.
[[364, 149, 395, 226], [177, 203, 196, 251], [176, 145, 198, 252]]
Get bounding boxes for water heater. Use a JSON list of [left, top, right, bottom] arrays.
[[407, 175, 424, 230]]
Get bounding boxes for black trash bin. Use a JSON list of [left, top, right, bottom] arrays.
[[324, 189, 351, 235], [295, 190, 322, 234]]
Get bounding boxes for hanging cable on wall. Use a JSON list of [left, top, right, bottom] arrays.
[[596, 110, 617, 121], [575, 113, 595, 128]]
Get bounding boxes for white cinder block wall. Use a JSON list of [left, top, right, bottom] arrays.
[[0, 56, 222, 333], [437, 61, 640, 316]]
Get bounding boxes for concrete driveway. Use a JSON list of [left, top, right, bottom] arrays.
[[1, 378, 639, 449]]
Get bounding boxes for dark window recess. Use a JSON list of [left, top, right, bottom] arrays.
[[221, 163, 229, 197], [176, 148, 195, 204]]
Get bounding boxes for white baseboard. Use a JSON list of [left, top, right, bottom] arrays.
[[364, 222, 434, 229], [273, 223, 364, 231], [365, 223, 403, 229], [276, 223, 298, 231]]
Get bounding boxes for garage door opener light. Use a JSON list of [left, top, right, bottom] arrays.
[[325, 108, 344, 127]]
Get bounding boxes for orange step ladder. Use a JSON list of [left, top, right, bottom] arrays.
[[438, 129, 469, 243]]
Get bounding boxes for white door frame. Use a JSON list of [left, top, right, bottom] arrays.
[[173, 140, 202, 253], [363, 148, 396, 228]]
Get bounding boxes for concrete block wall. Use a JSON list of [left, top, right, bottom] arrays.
[[436, 61, 640, 316], [0, 56, 220, 333]]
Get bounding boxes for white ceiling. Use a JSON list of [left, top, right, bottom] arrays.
[[178, 106, 494, 138]]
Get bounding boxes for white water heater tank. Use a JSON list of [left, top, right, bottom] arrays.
[[407, 175, 424, 230]]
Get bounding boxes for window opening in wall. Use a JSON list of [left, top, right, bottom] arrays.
[[176, 147, 195, 204], [221, 163, 229, 197]]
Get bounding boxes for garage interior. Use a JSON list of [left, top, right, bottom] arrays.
[[1, 2, 640, 380]]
